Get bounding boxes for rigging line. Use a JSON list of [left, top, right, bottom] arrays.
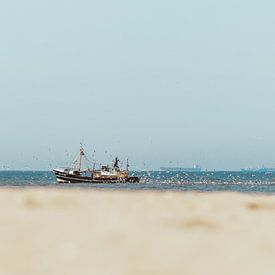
[[83, 154, 102, 168], [84, 152, 94, 163], [81, 144, 96, 163], [81, 144, 103, 168], [83, 154, 93, 165], [70, 151, 80, 168]]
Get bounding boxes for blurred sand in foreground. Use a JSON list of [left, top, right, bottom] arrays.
[[1, 189, 275, 275]]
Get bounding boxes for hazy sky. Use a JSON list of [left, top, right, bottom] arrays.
[[1, 0, 275, 170]]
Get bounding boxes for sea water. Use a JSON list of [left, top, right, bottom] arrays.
[[1, 170, 275, 193]]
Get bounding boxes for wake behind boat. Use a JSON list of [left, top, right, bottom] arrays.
[[53, 147, 139, 184]]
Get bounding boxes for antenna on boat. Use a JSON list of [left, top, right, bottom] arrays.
[[126, 159, 129, 171]]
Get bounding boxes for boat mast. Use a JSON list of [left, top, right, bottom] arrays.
[[72, 147, 85, 171], [79, 147, 84, 171]]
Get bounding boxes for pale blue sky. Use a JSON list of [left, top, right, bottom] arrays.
[[1, 0, 275, 170]]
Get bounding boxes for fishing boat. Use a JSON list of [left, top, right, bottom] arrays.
[[53, 147, 139, 183]]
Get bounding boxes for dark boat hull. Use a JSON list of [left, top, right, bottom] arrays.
[[54, 170, 139, 184]]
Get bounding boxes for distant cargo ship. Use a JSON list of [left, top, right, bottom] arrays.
[[160, 165, 202, 172], [241, 166, 275, 172]]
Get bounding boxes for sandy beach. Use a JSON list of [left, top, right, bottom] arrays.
[[1, 188, 275, 275]]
